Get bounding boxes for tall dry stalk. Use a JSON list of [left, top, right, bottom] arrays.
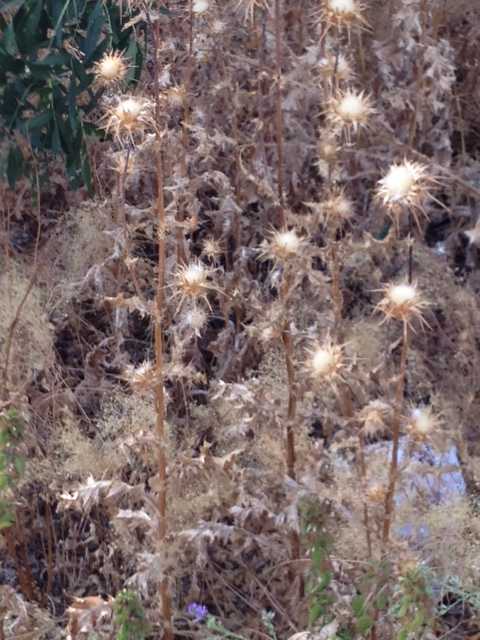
[[382, 321, 410, 545], [152, 19, 173, 640]]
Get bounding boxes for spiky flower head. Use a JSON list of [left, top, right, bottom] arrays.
[[318, 52, 354, 83], [93, 51, 128, 87], [322, 188, 354, 230], [376, 160, 433, 228], [326, 89, 374, 142], [180, 306, 208, 336], [165, 85, 187, 108], [125, 361, 158, 394], [175, 260, 213, 302], [202, 237, 223, 261], [406, 405, 440, 441], [193, 0, 210, 14], [320, 0, 368, 39], [358, 400, 391, 439], [306, 336, 345, 387], [259, 228, 305, 263], [104, 96, 152, 143], [366, 483, 386, 504], [317, 137, 340, 164], [376, 281, 428, 326]]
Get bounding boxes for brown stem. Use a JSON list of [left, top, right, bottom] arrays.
[[152, 20, 173, 640], [357, 431, 373, 559], [382, 321, 410, 545], [281, 330, 296, 480], [329, 243, 343, 335], [274, 0, 286, 224], [1, 165, 41, 400], [45, 498, 54, 602]]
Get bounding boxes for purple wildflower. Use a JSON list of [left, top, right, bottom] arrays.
[[187, 602, 208, 622]]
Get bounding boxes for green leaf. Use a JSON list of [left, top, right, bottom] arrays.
[[308, 601, 325, 627], [352, 595, 365, 618], [356, 615, 374, 634], [14, 456, 25, 475], [0, 511, 15, 530], [22, 110, 51, 133], [14, 0, 44, 54], [83, 0, 105, 63], [3, 21, 19, 56], [6, 146, 25, 187], [0, 0, 26, 14], [46, 0, 73, 49], [34, 52, 70, 66]]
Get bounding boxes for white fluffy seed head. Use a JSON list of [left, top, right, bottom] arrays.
[[408, 406, 439, 439], [176, 261, 211, 299], [328, 0, 356, 13], [377, 281, 427, 325], [312, 348, 336, 375], [183, 307, 208, 332], [273, 230, 302, 255], [94, 51, 128, 86], [193, 0, 210, 14], [377, 160, 430, 209], [337, 92, 367, 120], [388, 284, 417, 306], [327, 89, 374, 139], [260, 229, 304, 262], [318, 53, 353, 82], [307, 339, 345, 385]]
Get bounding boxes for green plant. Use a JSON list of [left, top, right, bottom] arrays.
[[114, 589, 150, 640], [390, 565, 432, 640], [0, 0, 144, 191], [0, 409, 25, 530], [301, 498, 336, 629]]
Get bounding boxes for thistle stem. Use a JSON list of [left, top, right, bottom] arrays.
[[382, 321, 410, 545], [152, 19, 173, 640], [274, 0, 285, 224]]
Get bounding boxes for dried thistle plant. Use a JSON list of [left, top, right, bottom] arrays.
[[326, 88, 375, 143], [103, 96, 152, 144], [93, 50, 129, 87]]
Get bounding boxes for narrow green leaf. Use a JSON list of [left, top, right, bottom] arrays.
[[22, 110, 51, 132], [356, 615, 374, 634], [3, 21, 19, 56], [6, 146, 24, 188], [83, 0, 105, 63]]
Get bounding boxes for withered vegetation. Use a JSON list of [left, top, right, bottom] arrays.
[[2, 1, 480, 639]]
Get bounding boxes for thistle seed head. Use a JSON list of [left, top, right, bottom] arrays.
[[260, 229, 305, 263], [366, 483, 387, 504], [320, 0, 368, 37], [180, 306, 209, 336], [104, 96, 152, 143], [326, 89, 374, 141], [125, 361, 157, 394], [175, 260, 212, 300], [322, 188, 354, 230], [306, 337, 345, 386], [377, 160, 430, 207], [358, 400, 391, 439], [93, 51, 128, 87], [376, 282, 428, 325], [318, 53, 354, 83], [193, 0, 210, 14], [407, 405, 440, 441], [202, 237, 223, 261]]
